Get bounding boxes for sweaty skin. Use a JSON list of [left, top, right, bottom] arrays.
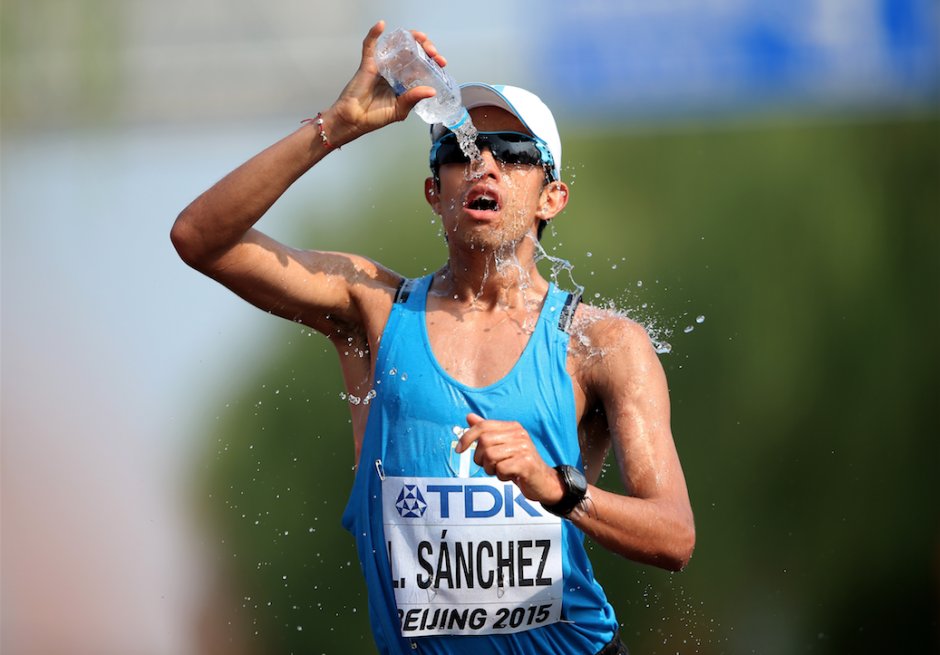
[[171, 20, 694, 572]]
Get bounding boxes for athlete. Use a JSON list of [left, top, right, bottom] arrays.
[[171, 21, 694, 655]]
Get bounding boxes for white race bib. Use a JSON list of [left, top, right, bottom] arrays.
[[382, 475, 564, 637]]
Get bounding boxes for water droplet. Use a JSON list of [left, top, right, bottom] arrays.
[[401, 373, 408, 381], [389, 368, 397, 376], [696, 315, 705, 323], [684, 325, 694, 333], [637, 280, 643, 287], [586, 252, 592, 257]]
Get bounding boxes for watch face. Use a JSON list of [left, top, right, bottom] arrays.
[[542, 465, 588, 517], [568, 466, 587, 495]]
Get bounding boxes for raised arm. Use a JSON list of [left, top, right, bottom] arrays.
[[170, 21, 447, 333]]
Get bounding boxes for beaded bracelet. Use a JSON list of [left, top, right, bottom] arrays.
[[302, 112, 340, 151]]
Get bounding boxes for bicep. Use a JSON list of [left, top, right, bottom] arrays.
[[202, 228, 394, 333], [596, 321, 688, 504]]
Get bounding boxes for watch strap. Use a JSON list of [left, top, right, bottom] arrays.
[[540, 465, 587, 518]]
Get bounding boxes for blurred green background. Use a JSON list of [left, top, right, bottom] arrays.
[[3, 1, 938, 654]]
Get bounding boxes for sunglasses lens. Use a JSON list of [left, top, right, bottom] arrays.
[[435, 137, 470, 166], [432, 132, 547, 170]]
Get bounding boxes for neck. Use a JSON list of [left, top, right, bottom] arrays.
[[433, 240, 549, 310]]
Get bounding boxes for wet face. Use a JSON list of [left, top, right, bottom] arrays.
[[425, 107, 567, 255]]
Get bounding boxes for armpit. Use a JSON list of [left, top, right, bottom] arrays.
[[578, 404, 612, 486]]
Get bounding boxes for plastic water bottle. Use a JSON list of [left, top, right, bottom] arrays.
[[374, 28, 469, 131]]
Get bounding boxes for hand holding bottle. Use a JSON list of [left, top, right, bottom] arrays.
[[323, 21, 448, 148], [374, 28, 469, 130]]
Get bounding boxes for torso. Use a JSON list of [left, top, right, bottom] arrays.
[[340, 273, 622, 652], [333, 272, 613, 483]]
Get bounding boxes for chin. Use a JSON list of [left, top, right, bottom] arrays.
[[449, 218, 531, 254], [463, 229, 515, 252]]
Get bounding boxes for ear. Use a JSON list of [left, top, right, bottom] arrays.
[[424, 177, 441, 214], [535, 181, 569, 223]]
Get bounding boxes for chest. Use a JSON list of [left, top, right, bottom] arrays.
[[373, 307, 583, 478], [425, 306, 540, 388]]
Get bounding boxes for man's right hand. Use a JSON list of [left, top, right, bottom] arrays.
[[323, 21, 448, 148], [171, 20, 427, 350]]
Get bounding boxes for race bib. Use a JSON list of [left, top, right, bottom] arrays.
[[382, 475, 564, 637]]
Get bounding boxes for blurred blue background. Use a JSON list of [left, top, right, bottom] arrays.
[[3, 1, 938, 654]]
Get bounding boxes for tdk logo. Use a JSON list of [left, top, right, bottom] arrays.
[[395, 484, 428, 518], [396, 483, 542, 519]]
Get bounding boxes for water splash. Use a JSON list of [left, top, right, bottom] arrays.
[[532, 237, 583, 298], [652, 340, 673, 354], [531, 235, 700, 356], [450, 119, 484, 180]]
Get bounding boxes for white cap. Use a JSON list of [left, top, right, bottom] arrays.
[[430, 83, 562, 182]]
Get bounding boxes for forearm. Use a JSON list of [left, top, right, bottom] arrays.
[[170, 118, 333, 270], [170, 20, 444, 270], [569, 484, 695, 572]]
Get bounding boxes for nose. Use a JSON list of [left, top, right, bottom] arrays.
[[475, 146, 502, 180]]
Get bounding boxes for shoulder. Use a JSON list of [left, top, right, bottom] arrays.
[[567, 303, 665, 398], [568, 303, 655, 359]]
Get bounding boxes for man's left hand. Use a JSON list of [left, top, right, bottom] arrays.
[[455, 413, 565, 505]]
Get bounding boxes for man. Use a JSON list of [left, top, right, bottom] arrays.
[[172, 21, 694, 655]]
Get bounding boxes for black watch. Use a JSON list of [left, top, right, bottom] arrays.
[[540, 465, 587, 518]]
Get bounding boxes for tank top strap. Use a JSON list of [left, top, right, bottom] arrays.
[[556, 289, 582, 335], [394, 277, 417, 304]]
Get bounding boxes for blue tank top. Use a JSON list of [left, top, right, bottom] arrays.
[[341, 275, 617, 655]]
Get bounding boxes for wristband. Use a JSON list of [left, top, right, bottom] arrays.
[[302, 113, 340, 151]]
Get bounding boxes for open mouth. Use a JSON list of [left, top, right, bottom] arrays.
[[465, 190, 500, 213]]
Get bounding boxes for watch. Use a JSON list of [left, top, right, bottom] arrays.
[[540, 465, 588, 518]]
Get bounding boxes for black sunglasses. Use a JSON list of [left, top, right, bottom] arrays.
[[429, 131, 556, 181]]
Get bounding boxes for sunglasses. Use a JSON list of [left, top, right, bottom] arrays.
[[430, 131, 556, 181]]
